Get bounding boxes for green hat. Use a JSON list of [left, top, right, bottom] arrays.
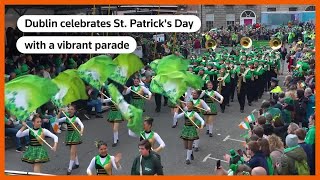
[[200, 62, 206, 66], [225, 60, 230, 64], [284, 97, 294, 106], [220, 64, 226, 69], [247, 61, 253, 65]]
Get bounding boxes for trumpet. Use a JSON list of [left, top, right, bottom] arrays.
[[240, 37, 252, 49], [269, 38, 282, 50], [205, 39, 217, 50], [217, 71, 224, 93]]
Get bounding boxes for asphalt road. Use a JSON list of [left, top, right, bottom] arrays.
[[5, 73, 286, 175]]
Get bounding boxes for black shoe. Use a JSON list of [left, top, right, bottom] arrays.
[[194, 147, 199, 152], [155, 108, 160, 112], [240, 110, 244, 113], [209, 133, 213, 137], [163, 102, 168, 106], [67, 169, 72, 175], [73, 164, 79, 169], [248, 102, 252, 106], [112, 143, 117, 147], [172, 122, 178, 128], [191, 153, 194, 160], [186, 159, 191, 165], [231, 99, 234, 102], [221, 109, 225, 113], [15, 147, 25, 153], [206, 130, 209, 135], [96, 114, 103, 118], [227, 104, 230, 107]]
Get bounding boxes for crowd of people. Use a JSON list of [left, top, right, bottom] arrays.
[[5, 21, 316, 175]]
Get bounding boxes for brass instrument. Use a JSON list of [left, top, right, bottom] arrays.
[[205, 39, 217, 50], [269, 38, 282, 50], [237, 68, 245, 94], [240, 37, 252, 49], [217, 71, 224, 93]]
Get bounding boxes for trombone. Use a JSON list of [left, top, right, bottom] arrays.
[[205, 39, 217, 50], [240, 37, 252, 49]]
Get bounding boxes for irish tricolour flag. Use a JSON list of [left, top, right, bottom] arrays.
[[239, 121, 250, 130], [245, 114, 255, 123]]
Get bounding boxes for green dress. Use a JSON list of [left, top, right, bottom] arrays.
[[65, 116, 82, 145], [107, 103, 123, 123], [130, 85, 145, 110], [22, 128, 49, 164], [202, 90, 217, 115], [180, 111, 200, 140], [95, 154, 112, 175]]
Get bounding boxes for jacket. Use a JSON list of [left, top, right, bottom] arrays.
[[246, 151, 269, 174], [278, 145, 309, 175], [131, 151, 163, 175]]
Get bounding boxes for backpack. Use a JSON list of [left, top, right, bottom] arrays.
[[295, 160, 310, 175]]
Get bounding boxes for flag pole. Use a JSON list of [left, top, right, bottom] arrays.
[[61, 111, 82, 135], [25, 124, 53, 149], [177, 106, 200, 129]]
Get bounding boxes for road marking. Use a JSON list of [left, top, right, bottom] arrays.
[[223, 135, 230, 142], [223, 135, 245, 143], [202, 154, 228, 163]]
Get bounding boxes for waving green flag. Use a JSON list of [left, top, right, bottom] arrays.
[[52, 69, 88, 107], [78, 55, 116, 89], [185, 72, 204, 90], [155, 55, 189, 75], [5, 75, 59, 120], [109, 53, 144, 85], [107, 83, 143, 134], [151, 71, 188, 103]]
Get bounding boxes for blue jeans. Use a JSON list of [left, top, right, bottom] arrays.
[[5, 128, 22, 149], [87, 99, 102, 113]]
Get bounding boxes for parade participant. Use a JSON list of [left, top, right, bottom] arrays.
[[174, 101, 205, 164], [123, 78, 152, 111], [86, 141, 122, 175], [131, 140, 163, 175], [236, 61, 252, 113], [199, 81, 223, 137], [246, 61, 255, 106], [103, 97, 123, 147], [217, 64, 231, 112], [128, 117, 166, 153], [228, 59, 237, 102], [190, 90, 210, 151], [56, 105, 84, 175], [16, 115, 58, 173]]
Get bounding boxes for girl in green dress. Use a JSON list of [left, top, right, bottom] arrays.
[[86, 141, 122, 175], [174, 101, 204, 165], [56, 105, 84, 175], [104, 97, 123, 147], [16, 115, 58, 173], [199, 81, 224, 137]]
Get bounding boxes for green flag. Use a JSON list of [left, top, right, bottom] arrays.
[[185, 72, 204, 90], [52, 69, 88, 108], [5, 75, 59, 121], [109, 53, 144, 85], [107, 83, 143, 134], [78, 55, 116, 90], [156, 55, 189, 75], [151, 71, 188, 103]]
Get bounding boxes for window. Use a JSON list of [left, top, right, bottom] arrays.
[[289, 7, 298, 11], [305, 6, 315, 11], [206, 21, 214, 30], [227, 21, 235, 26], [240, 10, 256, 17], [267, 7, 276, 12], [205, 13, 214, 30]]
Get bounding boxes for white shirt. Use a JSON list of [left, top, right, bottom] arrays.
[[128, 129, 166, 148], [57, 116, 84, 129], [86, 155, 121, 175], [16, 128, 58, 143], [123, 85, 152, 97], [173, 111, 205, 126]]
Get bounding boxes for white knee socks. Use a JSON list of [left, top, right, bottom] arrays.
[[186, 150, 192, 160], [194, 139, 199, 148], [209, 124, 213, 134], [68, 160, 74, 170], [113, 131, 118, 143]]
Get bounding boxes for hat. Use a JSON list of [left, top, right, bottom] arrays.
[[247, 61, 253, 65], [284, 97, 294, 106], [220, 64, 226, 69], [286, 134, 298, 148], [271, 77, 279, 83]]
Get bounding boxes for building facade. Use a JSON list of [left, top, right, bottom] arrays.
[[199, 5, 315, 32]]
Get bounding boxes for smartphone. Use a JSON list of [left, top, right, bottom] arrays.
[[237, 149, 244, 156], [216, 160, 221, 169]]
